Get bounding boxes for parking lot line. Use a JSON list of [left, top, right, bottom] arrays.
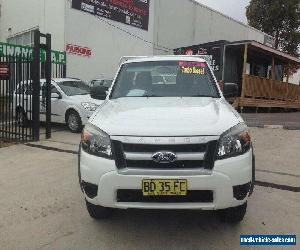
[[25, 143, 77, 155], [257, 169, 300, 178], [255, 181, 300, 193]]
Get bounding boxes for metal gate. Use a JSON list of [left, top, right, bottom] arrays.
[[0, 30, 66, 143]]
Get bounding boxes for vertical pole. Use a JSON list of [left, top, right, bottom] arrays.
[[63, 62, 67, 78], [270, 56, 275, 104], [32, 29, 40, 141], [286, 63, 290, 83], [221, 45, 226, 82], [240, 44, 248, 113], [286, 62, 290, 102], [271, 56, 275, 80], [45, 34, 52, 139], [241, 44, 248, 98]]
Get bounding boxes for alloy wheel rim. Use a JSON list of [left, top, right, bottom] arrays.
[[68, 114, 78, 131]]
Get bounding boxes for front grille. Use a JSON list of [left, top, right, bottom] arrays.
[[126, 160, 203, 169], [111, 140, 217, 170], [117, 189, 213, 203], [123, 143, 207, 153]]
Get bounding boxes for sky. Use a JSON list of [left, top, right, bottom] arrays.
[[196, 0, 251, 24]]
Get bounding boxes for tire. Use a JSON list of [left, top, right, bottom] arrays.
[[66, 110, 82, 133], [16, 108, 28, 127], [217, 202, 247, 223], [85, 200, 112, 220]]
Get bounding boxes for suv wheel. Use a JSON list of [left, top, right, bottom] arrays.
[[16, 108, 28, 127], [217, 202, 247, 223], [66, 110, 82, 133], [85, 200, 112, 219]]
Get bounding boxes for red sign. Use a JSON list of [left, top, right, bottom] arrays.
[[66, 44, 92, 57], [0, 63, 10, 80], [185, 49, 193, 55]]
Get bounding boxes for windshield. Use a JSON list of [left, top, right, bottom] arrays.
[[58, 81, 90, 96], [110, 61, 220, 99]]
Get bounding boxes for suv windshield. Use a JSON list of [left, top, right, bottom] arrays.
[[58, 81, 90, 96], [110, 61, 220, 99]]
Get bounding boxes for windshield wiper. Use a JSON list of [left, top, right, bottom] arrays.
[[189, 95, 216, 97], [143, 94, 161, 98]]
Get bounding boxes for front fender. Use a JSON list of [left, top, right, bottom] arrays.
[[249, 145, 255, 196], [65, 104, 87, 123]]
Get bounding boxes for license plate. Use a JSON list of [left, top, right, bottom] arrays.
[[142, 179, 188, 196]]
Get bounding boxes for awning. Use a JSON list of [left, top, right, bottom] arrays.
[[226, 40, 300, 64]]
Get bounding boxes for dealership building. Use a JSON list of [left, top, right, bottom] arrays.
[[0, 0, 287, 82]]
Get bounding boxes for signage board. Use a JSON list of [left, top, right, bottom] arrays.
[[71, 0, 150, 30], [66, 44, 92, 57], [0, 42, 66, 65], [174, 46, 221, 72], [0, 63, 10, 80]]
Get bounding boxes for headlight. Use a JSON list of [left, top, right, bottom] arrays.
[[81, 102, 99, 112], [217, 123, 251, 160], [81, 123, 112, 158]]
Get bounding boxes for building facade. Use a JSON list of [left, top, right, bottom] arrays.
[[0, 0, 275, 82]]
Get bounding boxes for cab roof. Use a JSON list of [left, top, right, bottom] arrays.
[[120, 55, 208, 65]]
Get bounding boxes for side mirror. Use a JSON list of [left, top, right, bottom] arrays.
[[90, 86, 108, 100], [223, 83, 238, 98], [51, 92, 61, 99]]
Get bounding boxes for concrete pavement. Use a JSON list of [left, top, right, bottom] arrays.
[[242, 112, 300, 129]]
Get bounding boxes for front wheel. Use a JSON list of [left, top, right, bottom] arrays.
[[217, 202, 247, 223], [66, 110, 82, 133], [85, 200, 112, 220]]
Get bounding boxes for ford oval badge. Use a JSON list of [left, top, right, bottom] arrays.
[[152, 152, 177, 163]]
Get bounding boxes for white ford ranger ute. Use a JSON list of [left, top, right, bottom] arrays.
[[79, 56, 255, 223]]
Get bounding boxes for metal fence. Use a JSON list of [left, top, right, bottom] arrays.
[[0, 30, 66, 143], [0, 55, 33, 142]]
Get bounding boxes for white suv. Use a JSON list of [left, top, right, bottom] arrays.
[[79, 56, 255, 223], [14, 78, 104, 132]]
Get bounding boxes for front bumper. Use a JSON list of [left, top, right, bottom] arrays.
[[79, 149, 253, 210]]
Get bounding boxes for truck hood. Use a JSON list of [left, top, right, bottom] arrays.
[[90, 97, 243, 136]]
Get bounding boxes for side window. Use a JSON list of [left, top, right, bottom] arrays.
[[41, 83, 59, 97]]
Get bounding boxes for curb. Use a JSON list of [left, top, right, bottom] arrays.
[[247, 123, 300, 130]]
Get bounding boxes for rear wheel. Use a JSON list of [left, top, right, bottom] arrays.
[[66, 110, 82, 133], [16, 108, 28, 127], [217, 202, 247, 223], [85, 200, 112, 219]]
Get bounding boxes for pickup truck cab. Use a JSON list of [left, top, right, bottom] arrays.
[[79, 56, 255, 223]]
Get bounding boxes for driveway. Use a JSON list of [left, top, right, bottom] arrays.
[[0, 127, 299, 249], [242, 112, 300, 129]]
